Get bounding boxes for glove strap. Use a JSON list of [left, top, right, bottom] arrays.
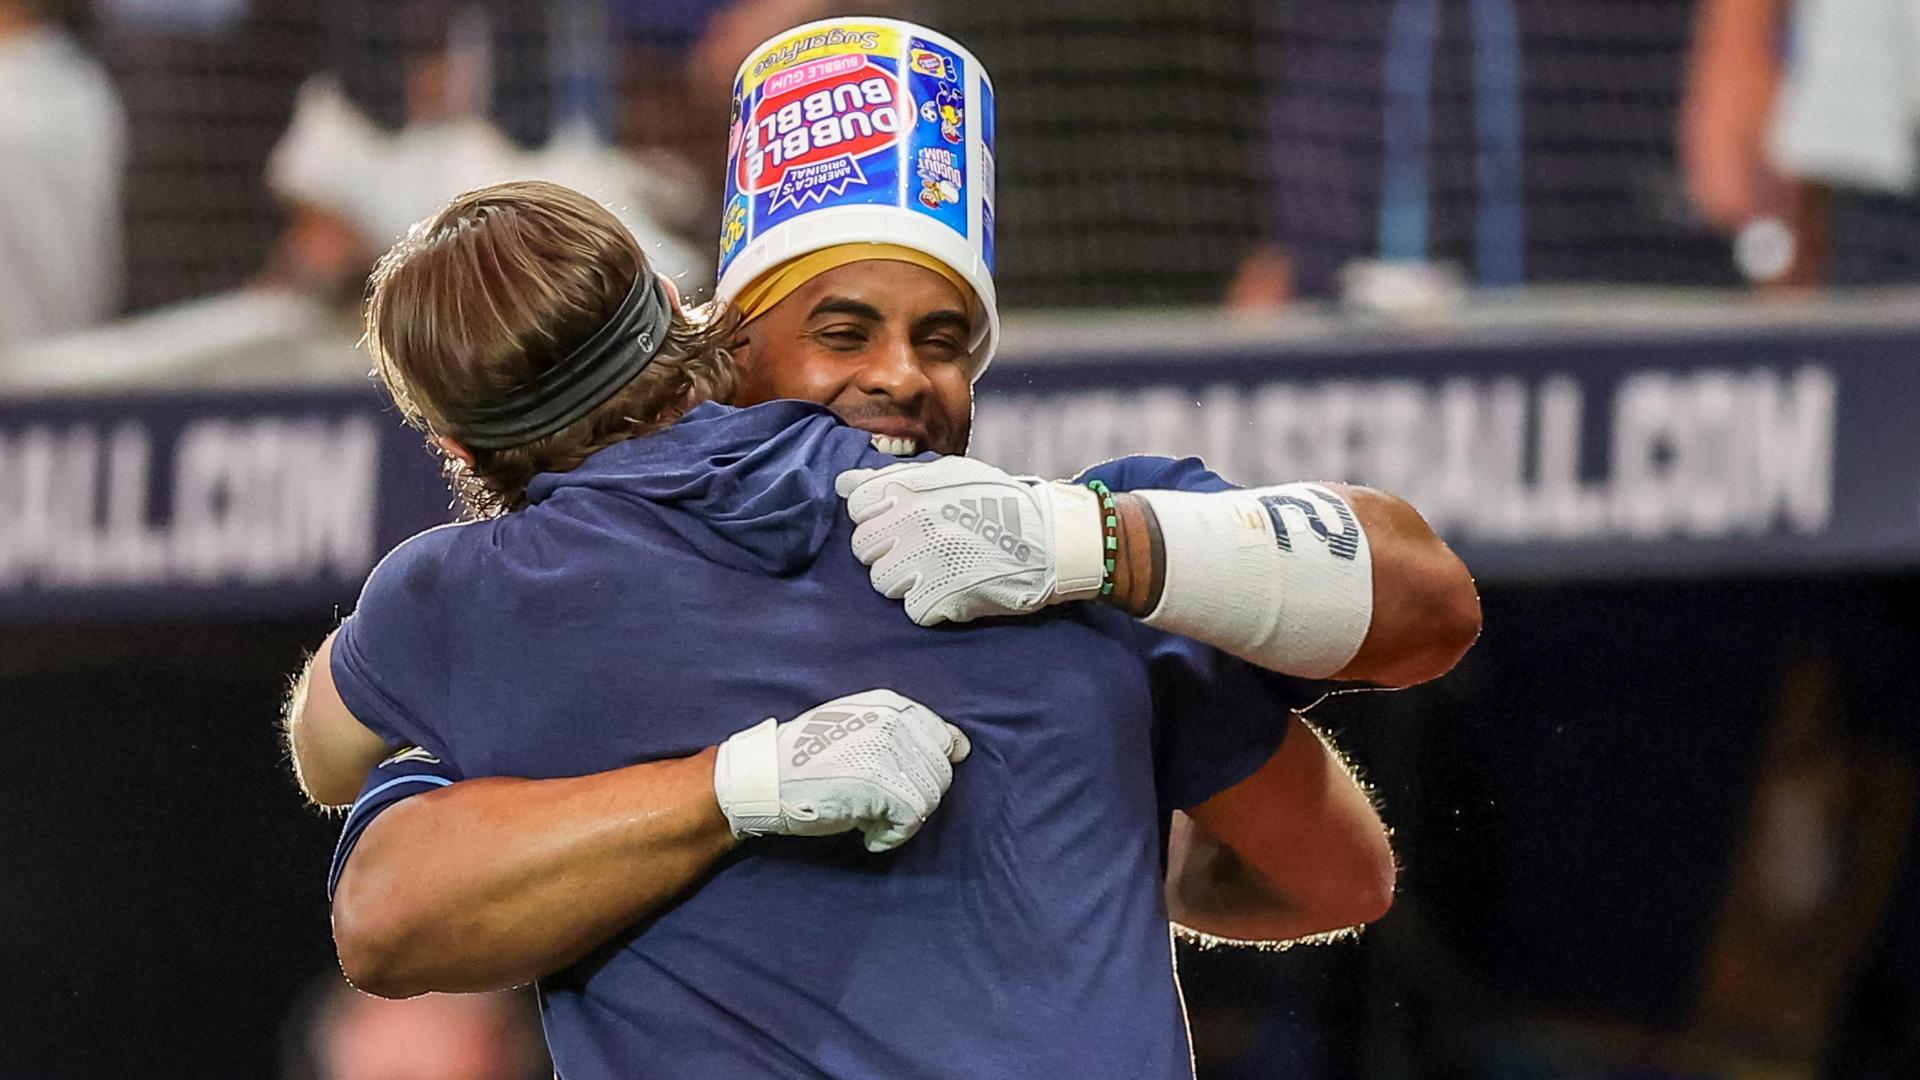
[[1047, 482, 1107, 601], [714, 717, 783, 837]]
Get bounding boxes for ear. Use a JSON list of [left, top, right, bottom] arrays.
[[433, 434, 476, 467], [731, 322, 756, 370], [658, 273, 684, 315], [721, 331, 756, 408]]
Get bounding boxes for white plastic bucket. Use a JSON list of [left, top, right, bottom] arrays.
[[716, 17, 999, 372]]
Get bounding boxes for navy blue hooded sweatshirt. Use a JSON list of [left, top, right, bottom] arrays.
[[329, 400, 1317, 1079]]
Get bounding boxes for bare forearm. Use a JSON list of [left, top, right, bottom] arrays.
[[1688, 0, 1788, 112], [283, 634, 393, 808], [1168, 815, 1336, 944], [1172, 716, 1396, 944], [1327, 484, 1480, 686], [333, 748, 736, 997], [1680, 0, 1791, 228]]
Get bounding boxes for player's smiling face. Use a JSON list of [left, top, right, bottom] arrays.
[[732, 260, 975, 455]]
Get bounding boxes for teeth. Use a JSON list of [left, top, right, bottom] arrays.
[[869, 434, 920, 456]]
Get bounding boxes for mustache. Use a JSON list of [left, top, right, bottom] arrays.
[[834, 402, 952, 446]]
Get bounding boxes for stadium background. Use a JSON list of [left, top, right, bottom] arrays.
[[3, 1, 1919, 1078]]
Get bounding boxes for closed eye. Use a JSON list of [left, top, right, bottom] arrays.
[[919, 335, 967, 362], [912, 309, 971, 362]]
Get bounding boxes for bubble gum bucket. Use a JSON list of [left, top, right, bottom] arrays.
[[717, 18, 999, 372]]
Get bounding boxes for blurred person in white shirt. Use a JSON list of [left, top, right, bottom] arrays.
[[1683, 0, 1920, 287], [0, 0, 125, 347], [264, 1, 704, 307]]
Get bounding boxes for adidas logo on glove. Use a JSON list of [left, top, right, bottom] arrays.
[[941, 497, 1035, 564], [790, 709, 877, 766]]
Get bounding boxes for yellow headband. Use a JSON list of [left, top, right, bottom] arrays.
[[732, 243, 978, 326]]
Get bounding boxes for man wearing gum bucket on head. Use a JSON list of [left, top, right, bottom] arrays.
[[710, 19, 1465, 954], [295, 18, 1478, 1080], [713, 17, 1002, 460]]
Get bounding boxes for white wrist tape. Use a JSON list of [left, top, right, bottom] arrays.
[[713, 717, 782, 837], [1135, 483, 1373, 679], [1043, 481, 1107, 602]]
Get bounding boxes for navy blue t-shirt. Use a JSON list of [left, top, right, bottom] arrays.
[[328, 400, 1319, 1079]]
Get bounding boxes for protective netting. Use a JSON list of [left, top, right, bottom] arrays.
[[77, 0, 1740, 316], [917, 0, 1738, 306], [84, 0, 721, 313]]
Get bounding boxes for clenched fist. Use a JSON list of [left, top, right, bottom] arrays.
[[713, 689, 972, 852], [835, 457, 1108, 626]]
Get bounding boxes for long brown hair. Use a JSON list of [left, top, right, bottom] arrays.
[[365, 180, 741, 517]]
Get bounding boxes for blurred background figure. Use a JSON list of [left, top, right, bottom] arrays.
[[916, 0, 1738, 315], [281, 975, 549, 1080], [0, 0, 717, 389], [1247, 0, 1734, 312], [82, 0, 709, 319], [1682, 0, 1920, 288], [0, 0, 126, 347], [264, 0, 707, 305]]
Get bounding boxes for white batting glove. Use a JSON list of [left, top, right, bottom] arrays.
[[834, 457, 1109, 627], [712, 689, 973, 853]]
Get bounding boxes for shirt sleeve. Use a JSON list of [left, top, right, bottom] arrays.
[[328, 748, 465, 901], [1079, 455, 1336, 812], [329, 526, 459, 754]]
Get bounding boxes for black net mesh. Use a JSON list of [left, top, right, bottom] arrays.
[[75, 0, 1748, 316]]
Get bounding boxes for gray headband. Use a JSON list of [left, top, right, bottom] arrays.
[[440, 272, 673, 450]]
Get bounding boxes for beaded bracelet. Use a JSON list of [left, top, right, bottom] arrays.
[[1084, 479, 1119, 597]]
